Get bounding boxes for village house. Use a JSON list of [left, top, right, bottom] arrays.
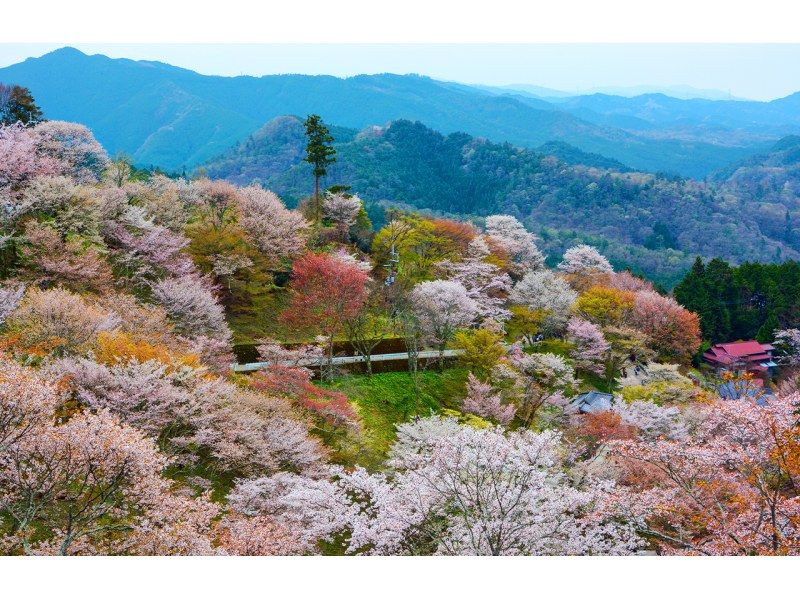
[[702, 340, 777, 378]]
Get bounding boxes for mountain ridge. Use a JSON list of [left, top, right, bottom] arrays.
[[0, 47, 785, 176]]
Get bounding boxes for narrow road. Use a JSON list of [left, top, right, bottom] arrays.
[[231, 349, 465, 372]]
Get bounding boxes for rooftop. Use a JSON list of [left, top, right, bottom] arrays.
[[573, 391, 614, 414], [703, 340, 775, 368]]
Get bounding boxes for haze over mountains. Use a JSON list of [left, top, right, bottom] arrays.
[[480, 83, 746, 101], [4, 47, 800, 177]]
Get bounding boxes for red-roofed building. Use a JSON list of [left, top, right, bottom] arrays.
[[703, 340, 776, 378]]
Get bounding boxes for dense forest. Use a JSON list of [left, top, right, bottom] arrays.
[[674, 257, 800, 344]]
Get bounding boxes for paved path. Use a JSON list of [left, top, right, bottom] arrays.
[[232, 349, 464, 372]]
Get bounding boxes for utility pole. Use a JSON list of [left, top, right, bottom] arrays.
[[384, 243, 399, 286]]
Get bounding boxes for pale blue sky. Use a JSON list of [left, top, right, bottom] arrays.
[[2, 44, 800, 101]]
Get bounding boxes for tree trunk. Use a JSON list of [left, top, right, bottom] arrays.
[[324, 335, 334, 380], [364, 353, 372, 376], [313, 175, 321, 222], [407, 338, 420, 406]]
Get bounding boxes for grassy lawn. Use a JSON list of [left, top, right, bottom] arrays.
[[526, 338, 574, 358], [319, 368, 469, 469]]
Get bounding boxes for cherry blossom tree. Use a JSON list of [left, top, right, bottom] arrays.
[[508, 347, 577, 426], [126, 489, 218, 556], [346, 424, 639, 555], [128, 175, 194, 231], [104, 205, 196, 285], [773, 328, 800, 365], [17, 175, 102, 239], [0, 123, 59, 190], [567, 317, 610, 375], [630, 290, 701, 361], [216, 514, 304, 556], [437, 237, 513, 321], [48, 357, 197, 440], [323, 192, 362, 241], [31, 120, 109, 183], [237, 420, 641, 555], [509, 269, 577, 335], [0, 408, 215, 555], [409, 279, 478, 360], [191, 179, 241, 229], [151, 275, 232, 344], [0, 357, 59, 451], [255, 337, 324, 369], [49, 351, 327, 478], [226, 471, 351, 553], [608, 270, 654, 293], [462, 372, 516, 425], [180, 378, 326, 477], [211, 253, 253, 288], [388, 415, 464, 463], [558, 244, 613, 275], [6, 287, 119, 356], [0, 282, 24, 326], [236, 185, 309, 264], [610, 400, 689, 442], [484, 214, 545, 272], [94, 292, 186, 353], [331, 247, 372, 273], [21, 221, 113, 292], [608, 392, 800, 555]]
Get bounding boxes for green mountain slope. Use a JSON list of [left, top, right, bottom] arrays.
[[205, 117, 800, 286]]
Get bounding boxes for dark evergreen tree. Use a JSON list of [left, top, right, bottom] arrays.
[[756, 312, 779, 343], [0, 84, 43, 125], [303, 114, 336, 222], [674, 258, 714, 337]]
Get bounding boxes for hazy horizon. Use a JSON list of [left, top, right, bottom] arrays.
[[2, 43, 800, 101]]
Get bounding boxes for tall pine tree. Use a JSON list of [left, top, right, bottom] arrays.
[[303, 114, 336, 222]]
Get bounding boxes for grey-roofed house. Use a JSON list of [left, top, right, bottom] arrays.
[[572, 391, 614, 414], [716, 381, 773, 405]]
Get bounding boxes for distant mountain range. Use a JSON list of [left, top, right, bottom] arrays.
[[479, 83, 746, 101], [204, 116, 800, 287], [4, 48, 800, 177]]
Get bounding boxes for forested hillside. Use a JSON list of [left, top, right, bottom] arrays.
[[206, 117, 800, 287]]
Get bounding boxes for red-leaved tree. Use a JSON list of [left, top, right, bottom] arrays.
[[281, 252, 369, 377]]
